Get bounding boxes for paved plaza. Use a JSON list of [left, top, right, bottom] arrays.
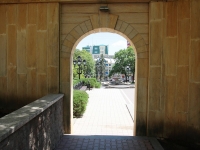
[[73, 88, 133, 135], [55, 88, 164, 150]]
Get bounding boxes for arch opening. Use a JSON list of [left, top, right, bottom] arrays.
[[60, 4, 149, 134], [72, 31, 137, 136]]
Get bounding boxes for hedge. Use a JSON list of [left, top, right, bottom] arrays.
[[73, 90, 89, 117]]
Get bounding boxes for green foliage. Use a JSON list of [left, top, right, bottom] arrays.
[[81, 78, 98, 88], [73, 78, 101, 89], [73, 49, 95, 79], [109, 46, 135, 78], [73, 90, 89, 117], [95, 54, 106, 81], [73, 78, 81, 85], [94, 82, 101, 88]]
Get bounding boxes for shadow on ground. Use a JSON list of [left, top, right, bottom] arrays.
[[158, 138, 200, 150]]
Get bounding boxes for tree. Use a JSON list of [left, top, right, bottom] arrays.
[[95, 54, 106, 81], [73, 49, 95, 79], [109, 46, 135, 81]]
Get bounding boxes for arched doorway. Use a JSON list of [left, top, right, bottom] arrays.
[[60, 3, 149, 135]]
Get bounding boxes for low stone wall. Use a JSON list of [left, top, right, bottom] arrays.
[[0, 94, 64, 150]]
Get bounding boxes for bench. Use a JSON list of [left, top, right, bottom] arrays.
[[80, 86, 87, 91]]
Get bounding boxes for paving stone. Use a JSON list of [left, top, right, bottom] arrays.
[[54, 88, 164, 150]]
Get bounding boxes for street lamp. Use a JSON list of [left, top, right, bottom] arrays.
[[125, 65, 130, 82], [73, 56, 86, 79]]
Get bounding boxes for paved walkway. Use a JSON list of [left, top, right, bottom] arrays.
[[55, 88, 164, 150], [73, 88, 133, 135]]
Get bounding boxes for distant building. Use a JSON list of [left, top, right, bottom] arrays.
[[94, 57, 115, 78], [82, 45, 109, 59], [127, 41, 131, 47], [82, 46, 91, 53], [104, 58, 115, 77], [82, 45, 115, 80]]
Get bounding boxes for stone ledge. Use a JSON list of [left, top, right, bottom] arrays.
[[0, 94, 64, 143]]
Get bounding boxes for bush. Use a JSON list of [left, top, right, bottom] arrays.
[[73, 78, 101, 89], [73, 78, 81, 85], [81, 78, 100, 88], [95, 82, 101, 88], [73, 90, 89, 117]]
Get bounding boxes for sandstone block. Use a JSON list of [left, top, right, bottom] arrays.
[[150, 2, 163, 20], [37, 74, 47, 98], [178, 19, 190, 66], [137, 78, 148, 112], [137, 58, 148, 78], [188, 83, 200, 126], [191, 0, 200, 39], [150, 20, 163, 66], [148, 111, 164, 137], [149, 79, 161, 111], [37, 31, 47, 74], [119, 22, 128, 33], [26, 25, 36, 68], [176, 66, 189, 112], [47, 3, 59, 24], [163, 37, 177, 75], [48, 66, 59, 93], [166, 2, 177, 37], [37, 3, 47, 30], [190, 40, 200, 82], [17, 74, 27, 105], [27, 69, 37, 101], [28, 3, 37, 24], [0, 35, 7, 76], [0, 5, 6, 34], [7, 4, 17, 24], [17, 30, 27, 74], [7, 25, 17, 67]]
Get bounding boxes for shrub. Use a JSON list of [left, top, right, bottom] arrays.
[[73, 78, 81, 86], [81, 78, 99, 88], [95, 82, 101, 88], [73, 90, 89, 117]]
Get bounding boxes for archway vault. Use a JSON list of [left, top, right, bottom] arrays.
[[60, 3, 149, 135]]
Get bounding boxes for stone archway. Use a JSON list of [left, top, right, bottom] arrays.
[[60, 3, 149, 135]]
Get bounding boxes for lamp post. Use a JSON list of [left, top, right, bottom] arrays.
[[125, 65, 130, 82], [73, 56, 86, 79]]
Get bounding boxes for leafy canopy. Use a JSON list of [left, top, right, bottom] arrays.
[[109, 46, 135, 77], [73, 49, 95, 79]]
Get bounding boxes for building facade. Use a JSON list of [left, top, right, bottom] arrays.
[[83, 45, 115, 78], [82, 45, 109, 58]]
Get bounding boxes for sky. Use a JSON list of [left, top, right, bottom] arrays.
[[76, 32, 127, 55]]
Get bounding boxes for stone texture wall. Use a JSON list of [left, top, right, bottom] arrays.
[[0, 0, 175, 4], [0, 0, 199, 144], [60, 3, 149, 134], [0, 3, 59, 114], [149, 0, 200, 143], [0, 95, 64, 150]]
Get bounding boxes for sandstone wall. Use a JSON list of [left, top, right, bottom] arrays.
[[149, 0, 200, 142], [60, 2, 149, 134], [0, 3, 59, 113], [0, 0, 199, 143]]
